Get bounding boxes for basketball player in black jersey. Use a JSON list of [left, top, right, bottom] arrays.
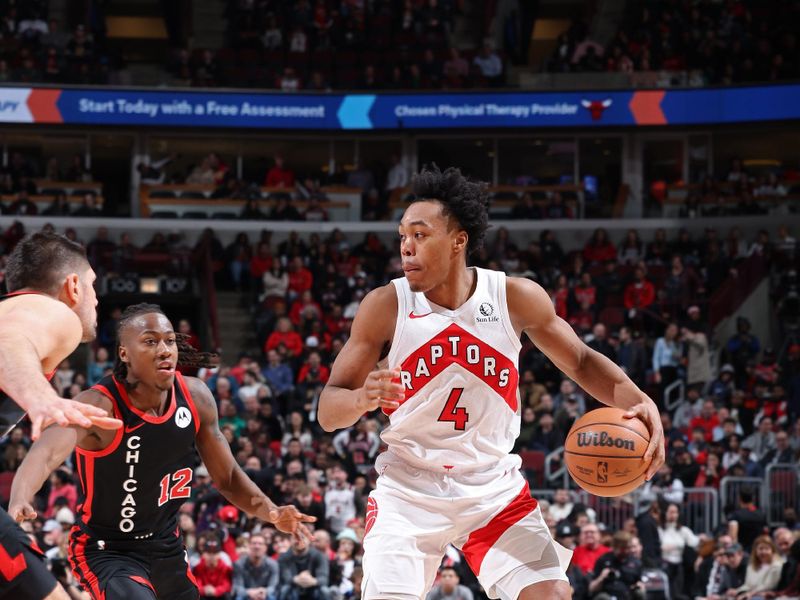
[[0, 232, 122, 600], [10, 303, 315, 600]]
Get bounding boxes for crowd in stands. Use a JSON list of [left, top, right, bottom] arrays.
[[0, 218, 798, 600], [548, 1, 800, 86], [0, 0, 113, 86], [165, 0, 505, 91]]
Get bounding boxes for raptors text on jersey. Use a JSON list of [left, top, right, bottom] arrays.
[[383, 267, 522, 470]]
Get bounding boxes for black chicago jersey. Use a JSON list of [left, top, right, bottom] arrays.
[[75, 373, 199, 541]]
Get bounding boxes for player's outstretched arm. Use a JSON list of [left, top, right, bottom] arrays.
[[188, 377, 316, 538], [507, 277, 665, 480], [318, 285, 402, 432], [9, 389, 113, 522], [0, 300, 121, 439]]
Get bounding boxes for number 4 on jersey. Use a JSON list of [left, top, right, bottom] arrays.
[[158, 467, 193, 506], [438, 388, 469, 430]]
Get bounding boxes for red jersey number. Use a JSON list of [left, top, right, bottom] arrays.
[[438, 388, 469, 430]]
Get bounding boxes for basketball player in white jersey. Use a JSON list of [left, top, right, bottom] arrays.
[[318, 166, 665, 600]]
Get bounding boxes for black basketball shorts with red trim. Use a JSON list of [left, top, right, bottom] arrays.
[[68, 527, 199, 600], [0, 507, 60, 600]]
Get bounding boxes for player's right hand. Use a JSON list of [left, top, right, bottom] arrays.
[[356, 368, 404, 413], [28, 395, 122, 441], [9, 499, 36, 523]]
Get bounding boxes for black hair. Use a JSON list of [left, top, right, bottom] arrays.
[[739, 488, 755, 504], [410, 164, 490, 255], [113, 303, 218, 379], [5, 232, 88, 294]]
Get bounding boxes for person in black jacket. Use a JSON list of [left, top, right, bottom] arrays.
[[634, 501, 662, 569]]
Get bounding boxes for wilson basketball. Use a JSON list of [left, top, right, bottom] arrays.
[[564, 407, 650, 497]]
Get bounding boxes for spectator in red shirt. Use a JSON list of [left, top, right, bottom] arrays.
[[551, 274, 569, 319], [624, 266, 656, 313], [193, 537, 233, 599], [289, 290, 323, 326], [297, 350, 330, 386], [265, 317, 304, 358], [264, 155, 295, 188], [573, 272, 597, 307], [287, 257, 313, 299], [572, 523, 611, 574], [689, 399, 720, 442], [583, 228, 617, 264], [249, 242, 275, 280], [568, 299, 595, 336]]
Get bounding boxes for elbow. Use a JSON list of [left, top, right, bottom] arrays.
[[316, 393, 337, 432]]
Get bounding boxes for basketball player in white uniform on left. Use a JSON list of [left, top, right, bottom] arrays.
[[319, 165, 665, 600]]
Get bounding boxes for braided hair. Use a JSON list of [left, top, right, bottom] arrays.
[[113, 303, 219, 379]]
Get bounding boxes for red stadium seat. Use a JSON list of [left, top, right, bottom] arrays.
[[519, 450, 545, 487], [0, 471, 14, 504], [598, 307, 625, 328]]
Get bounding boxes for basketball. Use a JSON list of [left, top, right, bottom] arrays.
[[564, 407, 650, 497]]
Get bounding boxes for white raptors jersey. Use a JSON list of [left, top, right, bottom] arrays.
[[383, 267, 522, 470]]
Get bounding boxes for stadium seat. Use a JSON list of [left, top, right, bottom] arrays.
[[598, 307, 625, 328], [150, 211, 178, 219], [183, 211, 208, 219], [211, 212, 237, 220], [149, 190, 176, 198], [519, 450, 545, 487], [0, 471, 14, 504], [180, 191, 208, 199], [40, 188, 65, 196], [72, 189, 98, 197]]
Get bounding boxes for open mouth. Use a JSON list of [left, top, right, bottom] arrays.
[[157, 362, 175, 374]]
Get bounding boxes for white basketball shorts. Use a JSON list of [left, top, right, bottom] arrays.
[[361, 453, 572, 600]]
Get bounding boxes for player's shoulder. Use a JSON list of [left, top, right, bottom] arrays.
[[2, 293, 79, 323], [505, 275, 547, 299], [357, 283, 398, 316], [181, 375, 213, 403]]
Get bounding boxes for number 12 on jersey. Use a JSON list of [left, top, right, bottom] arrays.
[[438, 388, 470, 430], [158, 468, 193, 506]]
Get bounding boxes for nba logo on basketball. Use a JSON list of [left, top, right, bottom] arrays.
[[597, 461, 608, 483]]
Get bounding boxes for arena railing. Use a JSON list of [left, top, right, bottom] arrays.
[[764, 463, 800, 527], [720, 476, 767, 514], [663, 379, 685, 412]]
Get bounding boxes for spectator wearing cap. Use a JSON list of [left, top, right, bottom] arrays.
[[709, 364, 737, 405], [233, 532, 278, 600], [333, 528, 360, 598], [194, 535, 233, 599], [426, 566, 473, 600], [573, 523, 610, 574], [728, 489, 769, 553], [38, 519, 64, 554], [277, 531, 329, 600], [695, 541, 747, 599]]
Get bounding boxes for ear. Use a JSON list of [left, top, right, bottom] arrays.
[[59, 273, 81, 307], [453, 230, 468, 255], [118, 343, 129, 365]]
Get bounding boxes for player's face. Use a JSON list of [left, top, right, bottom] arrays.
[[119, 312, 178, 391], [399, 201, 465, 293], [76, 266, 99, 343]]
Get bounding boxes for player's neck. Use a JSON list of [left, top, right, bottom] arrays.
[[424, 265, 476, 310], [124, 378, 171, 413]]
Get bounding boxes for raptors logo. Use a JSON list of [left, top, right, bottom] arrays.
[[581, 99, 612, 120], [365, 497, 378, 536]]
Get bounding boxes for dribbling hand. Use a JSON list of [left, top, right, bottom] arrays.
[[623, 394, 666, 481], [27, 394, 122, 441], [356, 368, 404, 413]]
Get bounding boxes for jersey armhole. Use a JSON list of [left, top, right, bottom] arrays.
[[498, 272, 523, 353], [387, 279, 407, 367], [76, 385, 124, 458], [176, 372, 201, 435]]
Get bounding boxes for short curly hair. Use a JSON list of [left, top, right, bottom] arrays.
[[410, 165, 490, 255]]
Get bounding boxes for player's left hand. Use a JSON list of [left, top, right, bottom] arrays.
[[254, 498, 316, 540], [623, 394, 665, 481]]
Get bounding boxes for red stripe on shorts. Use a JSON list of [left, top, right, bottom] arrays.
[[130, 575, 156, 592], [461, 483, 538, 576]]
